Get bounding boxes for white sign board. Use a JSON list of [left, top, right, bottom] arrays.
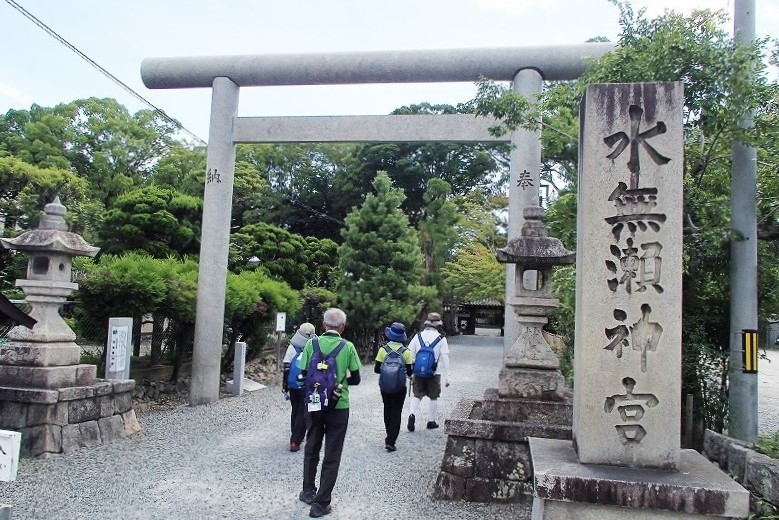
[[275, 312, 287, 332], [106, 317, 133, 380], [0, 430, 21, 481]]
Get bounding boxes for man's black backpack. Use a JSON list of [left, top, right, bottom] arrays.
[[378, 344, 408, 394]]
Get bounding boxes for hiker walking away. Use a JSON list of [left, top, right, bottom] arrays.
[[374, 322, 413, 452], [407, 312, 450, 431], [297, 308, 362, 518], [282, 322, 316, 452]]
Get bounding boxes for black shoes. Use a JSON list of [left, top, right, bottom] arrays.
[[309, 502, 332, 517], [407, 414, 415, 432], [385, 444, 397, 452], [299, 488, 317, 505], [427, 421, 439, 429]]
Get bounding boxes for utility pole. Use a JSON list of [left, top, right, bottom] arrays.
[[728, 0, 758, 443]]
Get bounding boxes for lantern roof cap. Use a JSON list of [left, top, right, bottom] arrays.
[[496, 206, 575, 267], [0, 197, 99, 257]]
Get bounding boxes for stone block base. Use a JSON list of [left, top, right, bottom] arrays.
[[0, 363, 96, 389], [0, 378, 139, 457], [0, 341, 81, 367], [433, 387, 572, 504], [530, 437, 749, 518], [498, 367, 566, 400]]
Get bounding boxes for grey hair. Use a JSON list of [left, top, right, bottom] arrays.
[[323, 307, 347, 329]]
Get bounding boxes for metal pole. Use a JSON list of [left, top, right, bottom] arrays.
[[189, 77, 239, 406], [728, 0, 758, 442]]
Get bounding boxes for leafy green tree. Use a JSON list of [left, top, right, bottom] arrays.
[[229, 222, 310, 290], [236, 143, 358, 240], [98, 186, 202, 258], [304, 236, 339, 289], [0, 98, 177, 207], [353, 103, 509, 226], [0, 156, 88, 232], [440, 189, 507, 303], [418, 178, 459, 306], [74, 253, 167, 371], [337, 172, 429, 354], [223, 269, 301, 370], [295, 287, 338, 326], [149, 145, 206, 197], [441, 243, 505, 303]]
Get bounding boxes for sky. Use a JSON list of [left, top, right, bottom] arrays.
[[1, 0, 777, 144]]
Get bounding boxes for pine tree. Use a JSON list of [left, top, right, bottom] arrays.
[[338, 172, 429, 353]]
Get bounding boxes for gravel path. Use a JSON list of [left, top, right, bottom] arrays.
[[0, 334, 531, 519], [759, 348, 779, 437]]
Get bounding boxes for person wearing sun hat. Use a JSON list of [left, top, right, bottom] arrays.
[[374, 321, 413, 451], [282, 322, 317, 452], [407, 312, 451, 431]]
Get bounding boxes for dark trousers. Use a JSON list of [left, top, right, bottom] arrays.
[[303, 407, 350, 505], [289, 387, 307, 445], [381, 390, 406, 446]]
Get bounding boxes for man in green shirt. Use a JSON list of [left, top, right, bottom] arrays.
[[297, 307, 362, 518]]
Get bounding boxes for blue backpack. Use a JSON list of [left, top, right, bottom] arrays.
[[287, 345, 304, 389], [305, 337, 347, 411], [412, 334, 443, 379], [378, 343, 408, 394]]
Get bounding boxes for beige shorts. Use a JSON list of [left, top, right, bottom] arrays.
[[412, 374, 441, 399]]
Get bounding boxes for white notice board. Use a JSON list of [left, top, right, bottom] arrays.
[[275, 312, 286, 332], [0, 430, 20, 481], [108, 324, 129, 372]]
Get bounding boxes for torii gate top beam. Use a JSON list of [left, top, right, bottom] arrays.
[[141, 43, 615, 89]]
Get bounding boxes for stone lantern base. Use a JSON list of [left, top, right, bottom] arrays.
[[0, 378, 139, 457], [432, 387, 572, 504]]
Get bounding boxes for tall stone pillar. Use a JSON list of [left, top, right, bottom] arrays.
[[505, 68, 542, 350], [529, 82, 748, 519], [191, 77, 239, 406]]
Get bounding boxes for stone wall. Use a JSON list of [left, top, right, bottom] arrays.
[[0, 379, 140, 457], [701, 429, 779, 517]]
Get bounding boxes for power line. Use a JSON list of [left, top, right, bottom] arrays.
[[4, 0, 207, 146]]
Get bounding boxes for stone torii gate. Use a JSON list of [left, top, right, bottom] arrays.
[[141, 43, 614, 406]]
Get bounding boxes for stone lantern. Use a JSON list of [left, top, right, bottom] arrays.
[[0, 197, 139, 457], [0, 197, 98, 366], [433, 204, 576, 504], [495, 205, 575, 400]]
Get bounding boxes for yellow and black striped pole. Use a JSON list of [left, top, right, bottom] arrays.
[[742, 329, 759, 373]]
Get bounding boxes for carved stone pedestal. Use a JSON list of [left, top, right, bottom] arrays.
[[433, 388, 572, 504]]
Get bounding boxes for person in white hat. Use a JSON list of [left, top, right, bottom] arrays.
[[407, 312, 451, 431], [282, 322, 316, 452]]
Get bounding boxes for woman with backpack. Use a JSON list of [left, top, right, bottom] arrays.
[[282, 322, 316, 452], [374, 322, 413, 452]]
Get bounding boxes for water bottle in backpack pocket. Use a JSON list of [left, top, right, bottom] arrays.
[[412, 334, 443, 379], [305, 337, 347, 412], [378, 344, 408, 393]]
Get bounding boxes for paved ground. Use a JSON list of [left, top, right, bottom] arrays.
[[0, 334, 532, 520], [759, 348, 779, 437]]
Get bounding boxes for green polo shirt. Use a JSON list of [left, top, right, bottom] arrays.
[[298, 331, 362, 409]]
